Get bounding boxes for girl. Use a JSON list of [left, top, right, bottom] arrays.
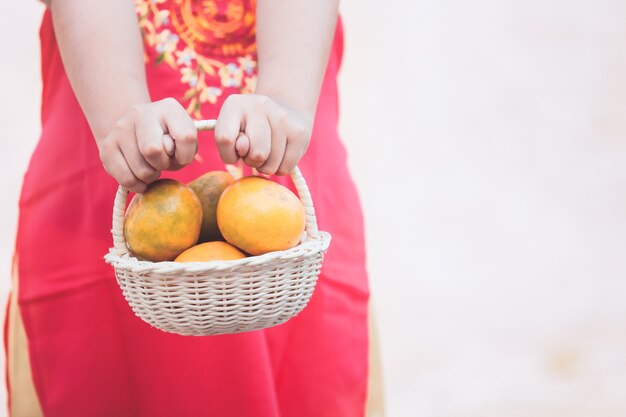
[[7, 1, 372, 415]]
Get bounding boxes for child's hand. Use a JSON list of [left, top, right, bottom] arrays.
[[214, 94, 312, 175], [98, 98, 197, 193]]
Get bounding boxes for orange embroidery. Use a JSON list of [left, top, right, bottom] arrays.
[[136, 0, 258, 117], [171, 0, 256, 58]]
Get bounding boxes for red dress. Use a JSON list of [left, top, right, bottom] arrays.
[[11, 2, 369, 416]]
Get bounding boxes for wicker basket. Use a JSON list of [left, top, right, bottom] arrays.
[[104, 119, 331, 336]]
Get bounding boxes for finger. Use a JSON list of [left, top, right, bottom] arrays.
[[161, 134, 184, 170], [215, 97, 243, 164], [163, 134, 175, 157], [257, 127, 286, 175], [135, 112, 170, 171], [277, 123, 309, 176], [243, 114, 271, 168], [235, 132, 250, 159], [118, 133, 161, 184], [102, 142, 147, 193], [159, 98, 197, 166]]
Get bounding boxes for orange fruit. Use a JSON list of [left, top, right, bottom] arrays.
[[189, 171, 234, 242], [124, 179, 202, 262], [174, 241, 246, 262], [217, 176, 305, 255]]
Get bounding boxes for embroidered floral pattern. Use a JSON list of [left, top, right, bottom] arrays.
[[136, 0, 258, 117]]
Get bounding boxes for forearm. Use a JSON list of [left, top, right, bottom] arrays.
[[255, 0, 339, 122], [50, 0, 150, 142]]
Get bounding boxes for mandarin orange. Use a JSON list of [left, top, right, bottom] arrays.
[[189, 171, 234, 242], [124, 179, 202, 261], [217, 176, 305, 255], [174, 241, 246, 262]]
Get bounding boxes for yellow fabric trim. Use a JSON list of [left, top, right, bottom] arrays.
[[366, 302, 386, 417], [8, 255, 43, 417]]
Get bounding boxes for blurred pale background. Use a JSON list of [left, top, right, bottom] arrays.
[[2, 1, 626, 416]]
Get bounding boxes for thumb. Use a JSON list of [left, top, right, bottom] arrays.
[[235, 132, 250, 159], [163, 134, 175, 157]]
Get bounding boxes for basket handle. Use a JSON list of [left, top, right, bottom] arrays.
[[111, 119, 320, 255]]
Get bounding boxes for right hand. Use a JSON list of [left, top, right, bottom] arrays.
[[98, 98, 197, 193]]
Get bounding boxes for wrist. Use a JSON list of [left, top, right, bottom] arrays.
[[90, 89, 151, 144], [253, 84, 316, 127], [86, 77, 152, 143]]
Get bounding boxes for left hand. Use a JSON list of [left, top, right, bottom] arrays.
[[214, 94, 313, 176]]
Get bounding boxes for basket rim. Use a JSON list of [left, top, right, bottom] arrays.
[[105, 231, 331, 274]]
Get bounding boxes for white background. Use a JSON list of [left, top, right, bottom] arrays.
[[2, 1, 626, 416]]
